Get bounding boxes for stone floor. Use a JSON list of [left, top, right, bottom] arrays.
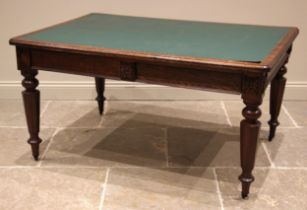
[[0, 99, 306, 210]]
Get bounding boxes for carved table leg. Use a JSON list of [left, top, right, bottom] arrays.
[[268, 65, 287, 141], [239, 76, 264, 198], [95, 77, 106, 115], [21, 69, 42, 161], [268, 46, 292, 141]]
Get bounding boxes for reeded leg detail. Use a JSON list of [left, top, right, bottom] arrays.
[[21, 69, 42, 161], [268, 66, 287, 141], [239, 103, 261, 198], [95, 77, 106, 115]]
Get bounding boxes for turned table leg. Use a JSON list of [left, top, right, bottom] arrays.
[[239, 75, 264, 198], [95, 77, 106, 115], [268, 46, 292, 141], [21, 69, 42, 161], [268, 65, 287, 141], [239, 99, 262, 198]]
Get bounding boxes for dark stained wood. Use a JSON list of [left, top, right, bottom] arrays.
[[27, 48, 243, 93], [265, 52, 288, 86], [16, 47, 32, 70], [31, 49, 120, 78], [138, 63, 242, 93], [9, 18, 299, 198], [95, 77, 106, 115], [21, 68, 42, 161], [268, 66, 287, 140], [268, 46, 292, 141], [239, 111, 261, 199], [239, 74, 265, 198], [27, 47, 267, 74], [120, 62, 137, 81]]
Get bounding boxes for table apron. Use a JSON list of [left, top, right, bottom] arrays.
[[19, 48, 245, 94]]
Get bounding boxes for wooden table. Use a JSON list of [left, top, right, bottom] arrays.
[[9, 13, 299, 198]]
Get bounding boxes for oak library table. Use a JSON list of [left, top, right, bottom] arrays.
[[9, 13, 299, 198]]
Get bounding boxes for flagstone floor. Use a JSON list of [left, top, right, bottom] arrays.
[[0, 99, 306, 210]]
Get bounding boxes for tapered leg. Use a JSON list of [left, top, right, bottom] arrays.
[[268, 66, 287, 141], [239, 101, 262, 198], [21, 69, 42, 161], [239, 75, 265, 199], [95, 77, 106, 115]]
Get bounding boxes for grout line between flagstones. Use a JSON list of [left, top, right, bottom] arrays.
[[40, 100, 51, 118], [213, 168, 225, 210], [165, 128, 169, 168], [261, 142, 276, 168], [37, 127, 61, 167], [221, 101, 232, 127], [98, 168, 110, 210], [282, 105, 301, 128]]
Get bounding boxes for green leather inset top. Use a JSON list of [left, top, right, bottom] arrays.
[[22, 13, 291, 62]]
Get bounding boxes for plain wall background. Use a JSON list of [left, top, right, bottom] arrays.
[[1, 0, 306, 100]]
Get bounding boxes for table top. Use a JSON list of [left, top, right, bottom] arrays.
[[10, 13, 298, 68]]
